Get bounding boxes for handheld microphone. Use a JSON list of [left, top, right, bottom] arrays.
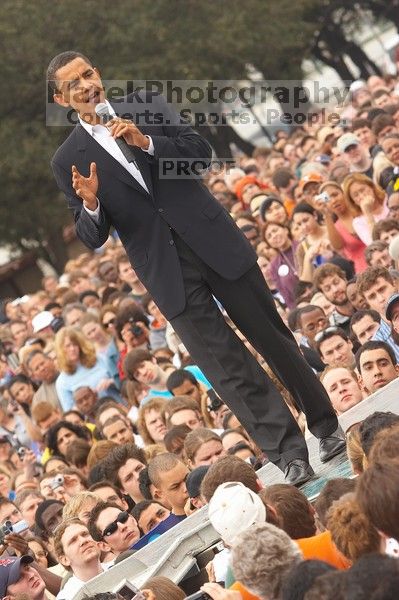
[[95, 103, 138, 166]]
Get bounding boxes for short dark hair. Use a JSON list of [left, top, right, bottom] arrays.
[[89, 480, 125, 500], [138, 467, 154, 500], [296, 304, 325, 330], [352, 118, 371, 131], [123, 348, 153, 380], [349, 309, 380, 337], [102, 443, 147, 488], [358, 411, 399, 457], [355, 340, 397, 372], [131, 500, 164, 530], [200, 455, 258, 502], [260, 484, 316, 539], [166, 369, 198, 393], [47, 51, 92, 92], [87, 501, 122, 541], [314, 478, 356, 529]]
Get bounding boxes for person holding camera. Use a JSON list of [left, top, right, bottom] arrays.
[[317, 181, 367, 273]]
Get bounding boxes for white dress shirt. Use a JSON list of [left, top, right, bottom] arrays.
[[78, 101, 154, 219]]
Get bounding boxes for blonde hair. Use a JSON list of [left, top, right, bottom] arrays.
[[184, 428, 222, 466], [346, 423, 365, 475], [55, 326, 97, 374], [62, 491, 98, 520], [342, 173, 386, 214], [143, 443, 167, 461], [86, 440, 118, 470], [137, 397, 168, 445]]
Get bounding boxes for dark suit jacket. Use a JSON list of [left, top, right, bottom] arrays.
[[52, 93, 256, 319]]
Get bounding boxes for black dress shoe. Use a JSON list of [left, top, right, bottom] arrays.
[[319, 425, 346, 463], [284, 459, 314, 487]]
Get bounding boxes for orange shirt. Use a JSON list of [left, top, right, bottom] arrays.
[[296, 530, 351, 570], [230, 581, 261, 600]]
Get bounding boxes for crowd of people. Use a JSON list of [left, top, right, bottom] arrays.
[[1, 71, 399, 599]]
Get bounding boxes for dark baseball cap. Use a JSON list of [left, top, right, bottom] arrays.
[[386, 293, 399, 321], [0, 555, 34, 597], [186, 465, 209, 499]]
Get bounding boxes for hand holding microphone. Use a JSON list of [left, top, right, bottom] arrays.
[[95, 102, 149, 161]]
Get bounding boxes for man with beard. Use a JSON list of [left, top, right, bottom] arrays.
[[313, 264, 354, 335]]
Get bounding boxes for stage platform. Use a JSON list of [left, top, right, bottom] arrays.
[[73, 378, 399, 599]]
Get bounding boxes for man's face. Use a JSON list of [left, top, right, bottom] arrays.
[[81, 294, 101, 311], [65, 308, 85, 328], [369, 248, 393, 270], [170, 380, 201, 404], [319, 275, 348, 306], [60, 523, 100, 570], [118, 458, 146, 501], [53, 57, 105, 120], [381, 137, 399, 166], [133, 359, 160, 385], [380, 228, 399, 245], [155, 463, 189, 514], [359, 348, 399, 394], [9, 382, 32, 405], [73, 387, 97, 416], [137, 503, 170, 534], [322, 368, 363, 415], [346, 283, 368, 311], [352, 315, 380, 345], [98, 261, 118, 284], [362, 277, 396, 316], [344, 143, 365, 166], [28, 353, 57, 383], [374, 93, 391, 108], [6, 564, 46, 600], [169, 409, 202, 430], [144, 409, 167, 443], [19, 495, 43, 528], [56, 427, 77, 456], [388, 193, 399, 220], [118, 261, 138, 287], [319, 335, 353, 367], [38, 411, 60, 435], [299, 308, 328, 343], [91, 486, 125, 509], [354, 126, 375, 148], [103, 419, 134, 445], [96, 507, 140, 554], [10, 322, 28, 348], [0, 503, 23, 526]]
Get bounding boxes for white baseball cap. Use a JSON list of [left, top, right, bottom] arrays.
[[31, 311, 54, 333], [208, 481, 266, 546]]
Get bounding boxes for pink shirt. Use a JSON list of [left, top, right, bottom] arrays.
[[334, 220, 367, 273], [353, 203, 389, 246]]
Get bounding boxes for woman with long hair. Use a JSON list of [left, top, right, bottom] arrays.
[[343, 173, 388, 246], [184, 428, 226, 469], [264, 222, 299, 309], [55, 326, 118, 412], [318, 180, 367, 273]]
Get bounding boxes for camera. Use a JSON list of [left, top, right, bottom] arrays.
[[184, 592, 212, 600], [131, 323, 143, 337], [17, 447, 26, 459], [0, 519, 29, 544], [51, 474, 64, 490], [208, 389, 224, 412], [315, 192, 329, 203]]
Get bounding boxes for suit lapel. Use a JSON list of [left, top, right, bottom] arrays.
[[75, 125, 153, 199]]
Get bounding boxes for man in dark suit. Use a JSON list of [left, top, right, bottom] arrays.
[[49, 51, 345, 486]]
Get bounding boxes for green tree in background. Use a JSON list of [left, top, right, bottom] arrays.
[[0, 0, 395, 268]]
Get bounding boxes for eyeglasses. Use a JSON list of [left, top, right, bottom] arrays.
[[103, 317, 116, 329], [102, 511, 129, 538], [314, 326, 339, 344]]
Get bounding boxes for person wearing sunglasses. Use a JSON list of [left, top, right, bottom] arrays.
[[88, 502, 140, 557]]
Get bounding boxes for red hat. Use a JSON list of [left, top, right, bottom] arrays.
[[234, 176, 268, 206]]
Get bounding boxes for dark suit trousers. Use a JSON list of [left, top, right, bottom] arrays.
[[169, 233, 338, 470]]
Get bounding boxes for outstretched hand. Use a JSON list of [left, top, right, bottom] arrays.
[[72, 162, 98, 209]]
